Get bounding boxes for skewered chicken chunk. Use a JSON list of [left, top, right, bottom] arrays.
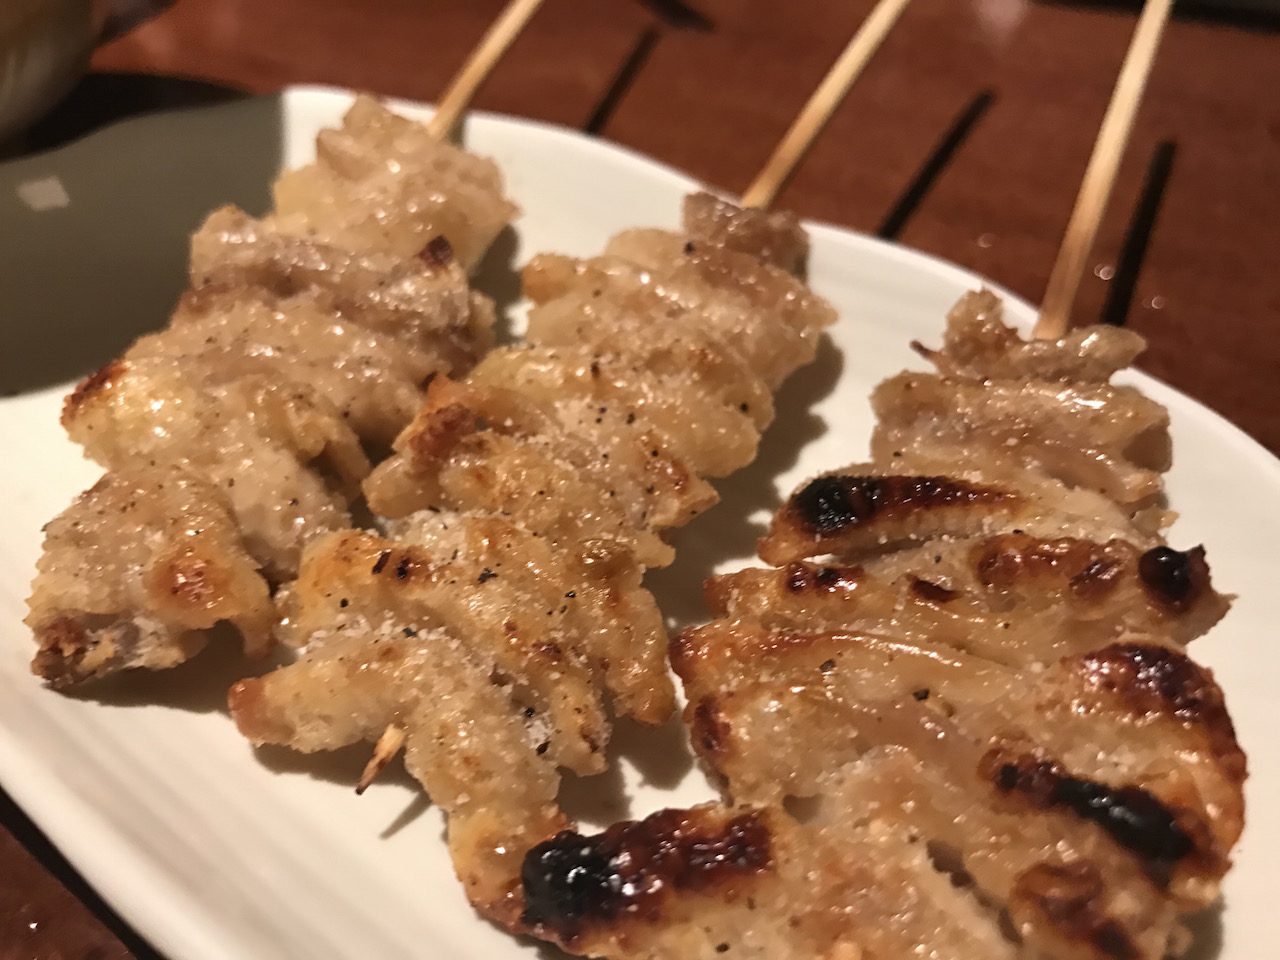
[[28, 97, 510, 685], [523, 725, 1235, 960], [709, 537, 1228, 668], [30, 468, 274, 685], [229, 194, 836, 924], [518, 291, 1244, 960], [270, 93, 517, 270], [874, 291, 1171, 507], [758, 457, 1161, 567]]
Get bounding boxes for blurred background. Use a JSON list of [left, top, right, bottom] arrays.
[[1, 2, 1278, 958]]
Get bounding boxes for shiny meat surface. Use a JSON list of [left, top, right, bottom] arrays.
[[190, 204, 495, 391], [759, 459, 1158, 567], [270, 94, 517, 270], [874, 291, 1171, 507], [29, 96, 509, 684], [708, 537, 1228, 667], [230, 194, 835, 922], [915, 290, 1146, 382], [526, 725, 1231, 960], [28, 468, 273, 686], [527, 291, 1244, 959], [662, 626, 1244, 959], [63, 353, 366, 579], [680, 191, 809, 274]]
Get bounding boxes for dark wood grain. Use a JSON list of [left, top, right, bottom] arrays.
[[5, 0, 1278, 955]]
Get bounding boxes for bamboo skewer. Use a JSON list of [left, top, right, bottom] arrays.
[[356, 0, 913, 793], [1034, 0, 1175, 340], [427, 0, 547, 141], [357, 0, 546, 793], [357, 725, 408, 795], [740, 0, 915, 209]]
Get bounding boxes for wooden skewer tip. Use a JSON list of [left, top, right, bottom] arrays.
[[427, 0, 547, 141], [356, 724, 407, 795]]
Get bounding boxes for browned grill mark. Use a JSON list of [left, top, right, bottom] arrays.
[[1138, 546, 1208, 610], [1010, 863, 1138, 960], [407, 400, 477, 462], [521, 809, 770, 938], [789, 474, 1008, 536], [159, 552, 217, 605], [909, 577, 959, 604], [1078, 643, 1234, 731], [1069, 556, 1124, 600], [31, 617, 92, 685], [784, 563, 863, 593], [1074, 644, 1248, 815], [417, 234, 454, 267], [973, 535, 1125, 596], [691, 696, 731, 757], [62, 358, 125, 426], [985, 751, 1192, 867]]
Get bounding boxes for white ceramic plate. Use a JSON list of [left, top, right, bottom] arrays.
[[0, 86, 1274, 960]]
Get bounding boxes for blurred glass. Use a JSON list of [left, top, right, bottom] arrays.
[[0, 0, 172, 143]]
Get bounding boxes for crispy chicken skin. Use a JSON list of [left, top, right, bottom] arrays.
[[874, 291, 1171, 507], [29, 468, 274, 687], [708, 537, 1228, 667], [270, 93, 517, 270], [29, 96, 509, 685], [519, 292, 1244, 960], [229, 194, 835, 922]]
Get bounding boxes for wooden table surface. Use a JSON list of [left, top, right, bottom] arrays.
[[4, 0, 1278, 956]]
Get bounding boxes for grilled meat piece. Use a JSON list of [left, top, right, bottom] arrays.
[[270, 94, 517, 269], [681, 190, 810, 273], [231, 194, 835, 920], [914, 289, 1146, 382], [675, 624, 1244, 888], [872, 373, 1170, 507], [708, 536, 1228, 667], [232, 513, 672, 911], [873, 290, 1170, 507], [28, 468, 273, 686], [668, 624, 1243, 955], [63, 354, 368, 578], [760, 459, 1156, 567], [523, 222, 829, 390], [363, 373, 709, 567], [189, 204, 495, 393], [523, 740, 1203, 960], [30, 97, 509, 684], [534, 291, 1243, 960]]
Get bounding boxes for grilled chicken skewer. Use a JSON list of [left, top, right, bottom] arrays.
[[518, 12, 1238, 956], [227, 0, 919, 926], [229, 194, 834, 920], [28, 97, 521, 684], [227, 0, 919, 923], [521, 292, 1243, 960], [27, 0, 550, 684]]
